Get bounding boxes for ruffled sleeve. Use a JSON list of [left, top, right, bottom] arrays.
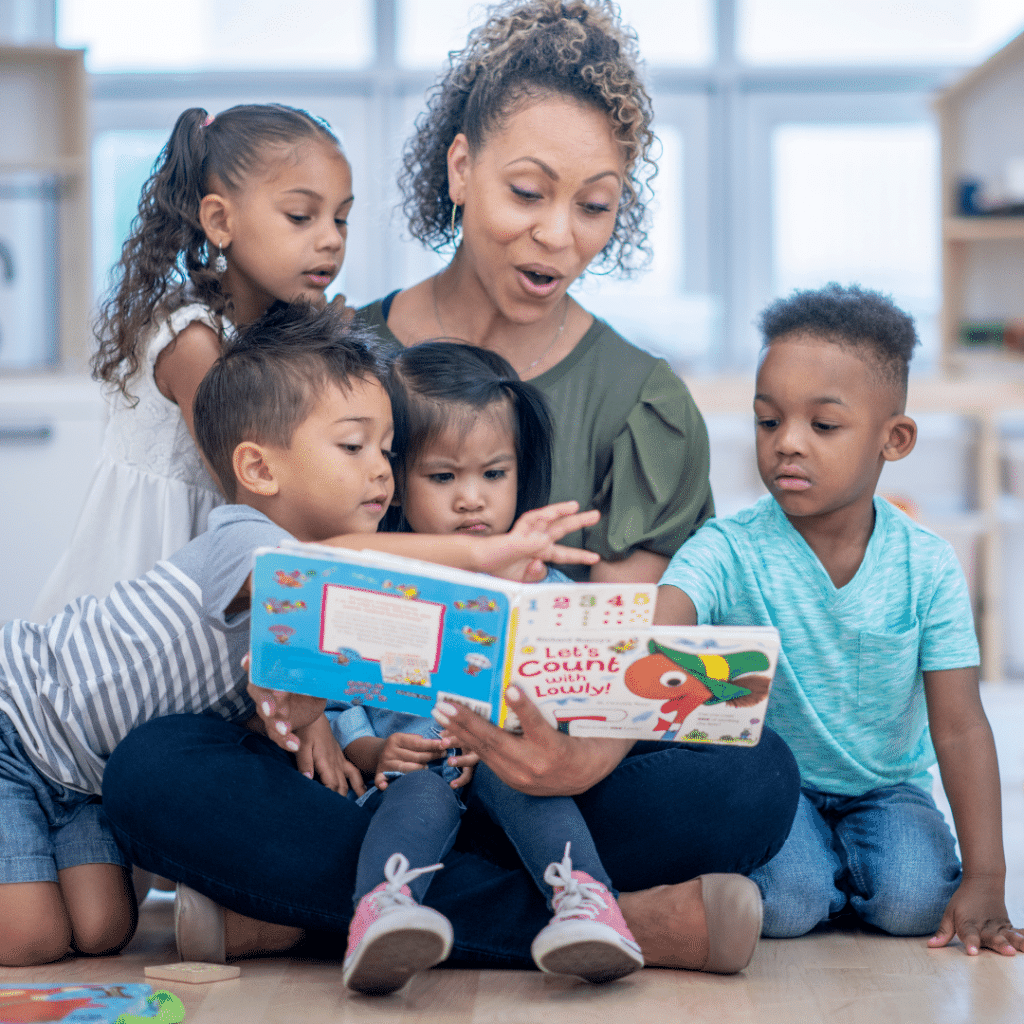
[[143, 302, 224, 377], [586, 360, 714, 562]]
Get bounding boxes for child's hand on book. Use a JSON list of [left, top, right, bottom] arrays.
[[375, 732, 451, 790], [476, 501, 601, 581]]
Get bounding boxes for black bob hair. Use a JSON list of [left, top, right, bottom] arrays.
[[194, 302, 386, 499], [758, 282, 918, 397], [384, 342, 553, 532]]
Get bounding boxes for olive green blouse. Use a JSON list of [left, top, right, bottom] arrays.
[[358, 297, 714, 580]]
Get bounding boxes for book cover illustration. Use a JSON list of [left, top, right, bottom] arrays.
[[0, 985, 156, 1024], [251, 545, 517, 723], [509, 628, 780, 744], [248, 545, 656, 728]]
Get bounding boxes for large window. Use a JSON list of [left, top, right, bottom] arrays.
[[52, 0, 1024, 373]]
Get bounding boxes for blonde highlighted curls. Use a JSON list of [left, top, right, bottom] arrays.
[[399, 0, 656, 275]]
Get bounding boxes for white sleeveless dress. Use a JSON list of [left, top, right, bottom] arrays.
[[32, 303, 227, 620]]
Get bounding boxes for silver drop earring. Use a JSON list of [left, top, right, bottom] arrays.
[[213, 246, 227, 274]]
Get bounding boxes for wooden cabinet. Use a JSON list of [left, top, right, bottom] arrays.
[[0, 45, 90, 369], [936, 31, 1024, 373], [929, 31, 1024, 680]]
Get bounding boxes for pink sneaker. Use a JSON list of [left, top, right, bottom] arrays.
[[531, 843, 644, 983], [343, 853, 453, 996]]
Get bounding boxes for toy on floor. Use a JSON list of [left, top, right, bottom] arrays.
[[143, 964, 240, 984], [114, 991, 185, 1024]]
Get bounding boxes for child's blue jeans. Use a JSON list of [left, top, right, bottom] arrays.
[[749, 783, 961, 937], [355, 762, 614, 905], [103, 715, 800, 968]]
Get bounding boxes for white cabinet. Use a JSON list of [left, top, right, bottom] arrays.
[[0, 376, 104, 622], [0, 45, 90, 370]]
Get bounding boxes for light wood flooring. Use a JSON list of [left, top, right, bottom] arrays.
[[3, 684, 1023, 1024]]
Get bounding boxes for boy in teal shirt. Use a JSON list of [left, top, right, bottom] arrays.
[[656, 283, 1023, 956]]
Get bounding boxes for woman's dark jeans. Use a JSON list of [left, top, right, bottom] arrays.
[[103, 714, 799, 967]]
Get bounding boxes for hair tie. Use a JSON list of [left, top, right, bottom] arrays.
[[202, 114, 215, 128]]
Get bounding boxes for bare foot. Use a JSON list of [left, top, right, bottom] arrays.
[[223, 909, 304, 959], [618, 878, 710, 970]]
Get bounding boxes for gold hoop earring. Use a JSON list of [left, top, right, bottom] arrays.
[[450, 203, 459, 239]]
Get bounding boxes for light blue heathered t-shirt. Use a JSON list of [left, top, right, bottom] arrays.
[[660, 495, 979, 796]]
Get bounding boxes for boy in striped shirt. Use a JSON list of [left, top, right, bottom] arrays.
[[0, 303, 595, 966]]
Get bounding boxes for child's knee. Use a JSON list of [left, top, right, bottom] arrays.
[[0, 884, 73, 965], [60, 864, 137, 957], [853, 857, 960, 936], [70, 913, 135, 957], [749, 800, 844, 938], [754, 869, 838, 938]]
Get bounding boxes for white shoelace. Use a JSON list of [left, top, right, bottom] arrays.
[[373, 853, 444, 911], [543, 842, 609, 921]]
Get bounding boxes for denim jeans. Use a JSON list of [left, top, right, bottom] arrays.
[[355, 768, 464, 904], [748, 784, 962, 938], [102, 714, 800, 967], [470, 762, 614, 898]]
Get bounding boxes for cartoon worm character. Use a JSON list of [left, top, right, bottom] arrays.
[[624, 640, 771, 738]]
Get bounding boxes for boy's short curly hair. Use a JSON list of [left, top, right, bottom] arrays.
[[194, 303, 386, 499], [399, 0, 656, 275], [758, 283, 919, 399]]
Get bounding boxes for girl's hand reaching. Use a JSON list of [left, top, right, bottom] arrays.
[[475, 501, 601, 582], [327, 292, 357, 323]]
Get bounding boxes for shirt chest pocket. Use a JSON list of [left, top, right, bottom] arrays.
[[857, 623, 921, 709]]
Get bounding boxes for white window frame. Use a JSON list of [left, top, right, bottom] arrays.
[[31, 0, 982, 371]]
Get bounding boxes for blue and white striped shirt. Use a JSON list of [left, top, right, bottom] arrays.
[[0, 505, 290, 794]]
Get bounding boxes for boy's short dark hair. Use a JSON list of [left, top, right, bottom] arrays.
[[194, 302, 385, 499], [758, 283, 918, 400]]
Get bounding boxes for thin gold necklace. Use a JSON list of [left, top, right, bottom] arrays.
[[431, 273, 569, 374]]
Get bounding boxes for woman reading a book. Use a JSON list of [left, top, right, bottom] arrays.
[[100, 0, 801, 979], [356, 0, 713, 586]]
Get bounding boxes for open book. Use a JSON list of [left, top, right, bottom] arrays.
[[249, 543, 780, 745]]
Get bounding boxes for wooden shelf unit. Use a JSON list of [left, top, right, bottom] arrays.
[[0, 44, 90, 369], [936, 30, 1024, 376], [929, 30, 1024, 679]]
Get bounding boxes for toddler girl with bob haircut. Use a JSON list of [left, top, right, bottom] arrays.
[[328, 343, 645, 994]]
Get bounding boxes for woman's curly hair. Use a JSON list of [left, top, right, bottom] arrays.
[[399, 0, 656, 275], [92, 103, 339, 400]]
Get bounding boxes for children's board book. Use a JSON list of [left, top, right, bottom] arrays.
[[249, 543, 780, 745], [0, 984, 157, 1024]]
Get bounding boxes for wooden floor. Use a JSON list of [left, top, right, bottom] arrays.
[[3, 684, 1023, 1024]]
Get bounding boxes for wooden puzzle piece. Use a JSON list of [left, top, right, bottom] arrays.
[[144, 963, 240, 984]]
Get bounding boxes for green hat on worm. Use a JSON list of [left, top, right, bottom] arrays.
[[647, 639, 769, 705]]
